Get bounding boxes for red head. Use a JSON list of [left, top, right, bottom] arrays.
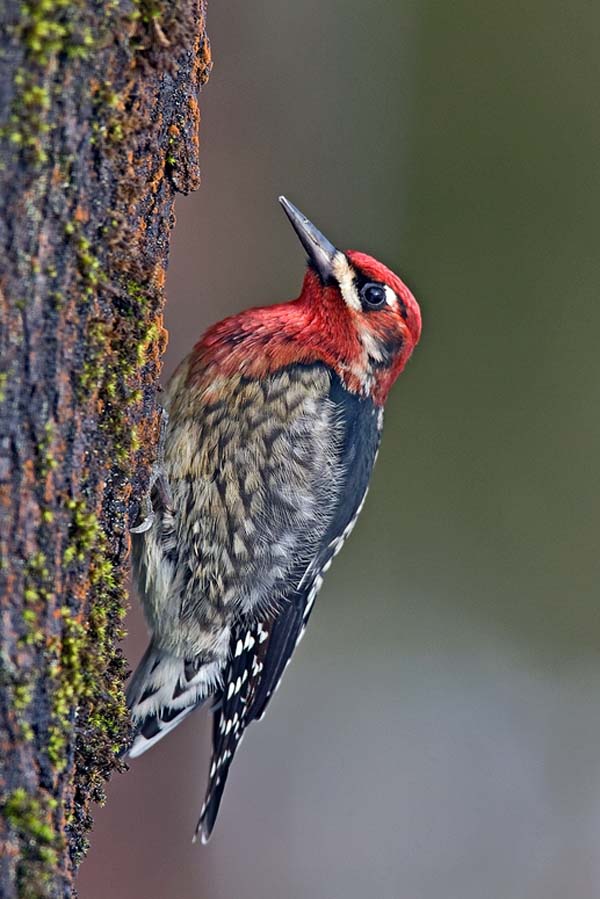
[[190, 198, 421, 406]]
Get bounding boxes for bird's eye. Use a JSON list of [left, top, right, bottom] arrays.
[[360, 282, 386, 310]]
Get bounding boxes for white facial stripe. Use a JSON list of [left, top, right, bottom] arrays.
[[331, 252, 361, 311], [384, 285, 396, 307], [359, 327, 384, 362]]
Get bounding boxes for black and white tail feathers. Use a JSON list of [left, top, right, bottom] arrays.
[[195, 603, 308, 843], [125, 641, 221, 759], [126, 570, 325, 839]]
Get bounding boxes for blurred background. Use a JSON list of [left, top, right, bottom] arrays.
[[79, 1, 600, 897]]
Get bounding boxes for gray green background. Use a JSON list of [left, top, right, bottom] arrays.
[[79, 2, 600, 897]]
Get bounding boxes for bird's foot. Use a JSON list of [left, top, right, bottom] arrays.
[[130, 408, 173, 534]]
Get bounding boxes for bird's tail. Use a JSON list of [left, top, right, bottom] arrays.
[[125, 641, 221, 759]]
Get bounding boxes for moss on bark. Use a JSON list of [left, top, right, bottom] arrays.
[[0, 1, 211, 894]]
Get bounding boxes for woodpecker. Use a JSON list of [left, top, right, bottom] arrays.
[[126, 197, 422, 842]]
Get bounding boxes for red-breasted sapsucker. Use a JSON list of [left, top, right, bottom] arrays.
[[126, 197, 422, 841]]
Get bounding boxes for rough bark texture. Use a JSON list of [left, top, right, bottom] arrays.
[[0, 3, 210, 895]]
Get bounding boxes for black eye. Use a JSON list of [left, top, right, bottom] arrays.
[[360, 282, 386, 310]]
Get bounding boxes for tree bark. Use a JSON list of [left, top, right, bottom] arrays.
[[0, 3, 210, 895]]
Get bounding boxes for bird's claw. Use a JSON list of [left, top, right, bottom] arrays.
[[130, 408, 173, 534], [130, 488, 155, 534]]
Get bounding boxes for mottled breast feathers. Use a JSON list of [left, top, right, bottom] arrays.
[[134, 363, 345, 658]]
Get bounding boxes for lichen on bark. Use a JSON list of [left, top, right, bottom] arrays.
[[0, 2, 211, 895]]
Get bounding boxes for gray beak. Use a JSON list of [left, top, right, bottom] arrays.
[[279, 196, 338, 283]]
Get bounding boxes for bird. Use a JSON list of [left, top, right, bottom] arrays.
[[125, 196, 422, 842]]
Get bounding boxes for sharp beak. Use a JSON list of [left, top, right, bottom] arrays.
[[278, 196, 338, 283]]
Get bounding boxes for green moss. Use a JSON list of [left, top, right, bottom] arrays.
[[29, 551, 47, 573], [36, 422, 58, 477], [136, 321, 160, 364], [130, 426, 140, 452], [4, 789, 56, 845], [12, 680, 35, 741], [131, 0, 165, 24], [78, 320, 110, 396], [2, 1, 98, 169], [125, 277, 149, 306], [108, 120, 125, 142], [22, 723, 35, 743], [23, 14, 68, 64], [66, 529, 130, 847], [11, 499, 129, 830], [78, 302, 160, 466], [89, 81, 127, 145], [63, 499, 100, 566], [47, 608, 87, 770], [2, 787, 61, 896], [19, 0, 95, 65], [21, 553, 50, 647], [22, 84, 51, 110], [54, 498, 129, 774], [76, 235, 103, 285], [104, 371, 118, 398], [13, 683, 33, 712]]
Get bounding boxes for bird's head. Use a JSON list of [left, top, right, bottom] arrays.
[[191, 197, 421, 406], [278, 197, 421, 404]]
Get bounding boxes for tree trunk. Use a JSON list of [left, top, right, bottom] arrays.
[[0, 3, 210, 895]]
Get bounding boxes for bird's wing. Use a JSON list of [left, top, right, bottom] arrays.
[[196, 374, 382, 842]]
